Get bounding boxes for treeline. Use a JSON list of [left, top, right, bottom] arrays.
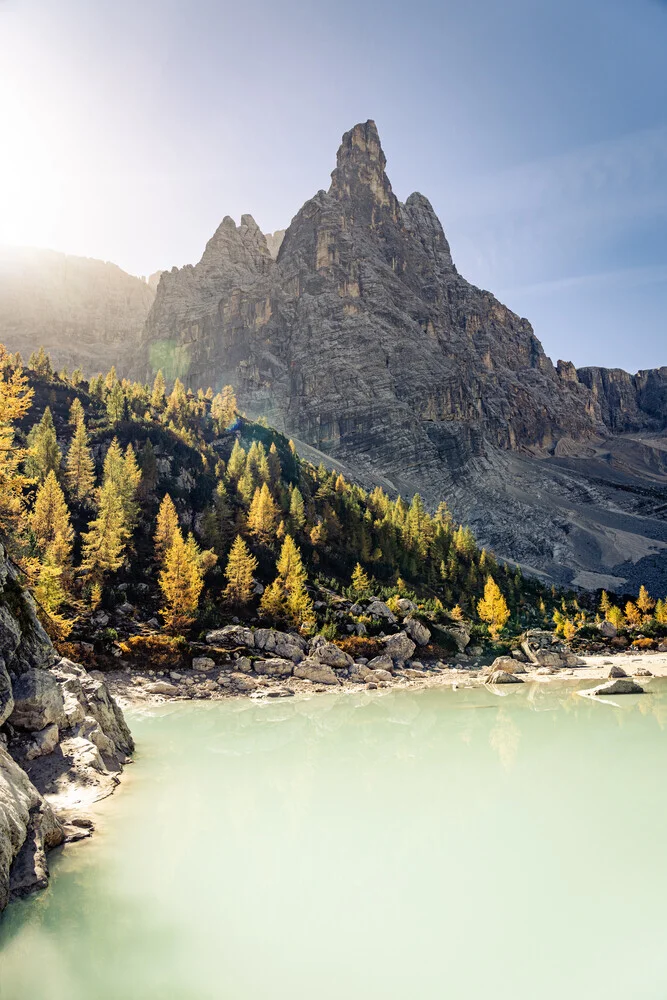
[[3, 344, 663, 646]]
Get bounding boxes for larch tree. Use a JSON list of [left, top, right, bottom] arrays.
[[0, 351, 33, 532], [636, 585, 655, 617], [30, 470, 74, 563], [106, 381, 126, 425], [247, 483, 279, 543], [351, 562, 371, 596], [154, 493, 180, 564], [26, 406, 62, 483], [159, 529, 205, 631], [151, 370, 166, 411], [65, 419, 96, 505], [289, 486, 306, 531], [260, 535, 313, 627], [477, 576, 511, 640], [201, 481, 234, 556], [226, 440, 246, 482], [81, 478, 130, 580], [223, 535, 258, 606], [68, 396, 85, 427], [625, 601, 642, 628]]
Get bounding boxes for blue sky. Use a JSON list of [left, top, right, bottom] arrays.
[[0, 0, 665, 370]]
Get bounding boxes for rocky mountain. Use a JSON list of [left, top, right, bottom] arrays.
[[0, 247, 155, 376], [132, 121, 666, 593]]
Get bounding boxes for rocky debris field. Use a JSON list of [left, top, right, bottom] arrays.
[[103, 625, 667, 709]]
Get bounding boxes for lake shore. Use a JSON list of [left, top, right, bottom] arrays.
[[104, 649, 667, 710]]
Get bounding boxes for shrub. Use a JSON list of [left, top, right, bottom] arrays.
[[119, 633, 189, 669], [335, 635, 384, 659], [631, 637, 656, 650]]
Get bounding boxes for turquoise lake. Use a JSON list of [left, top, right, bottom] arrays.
[[1, 682, 667, 999]]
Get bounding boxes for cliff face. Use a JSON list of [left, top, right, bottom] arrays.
[[0, 247, 155, 377], [0, 543, 133, 912], [133, 121, 666, 591]]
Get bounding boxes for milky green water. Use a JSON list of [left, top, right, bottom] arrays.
[[1, 682, 667, 1000]]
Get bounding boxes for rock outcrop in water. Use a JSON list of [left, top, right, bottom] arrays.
[[131, 121, 667, 592], [0, 542, 133, 912]]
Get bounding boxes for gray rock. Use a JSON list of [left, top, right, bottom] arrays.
[[230, 673, 257, 692], [253, 628, 306, 662], [487, 669, 524, 684], [365, 601, 397, 623], [381, 632, 416, 663], [403, 618, 431, 646], [192, 656, 216, 672], [396, 599, 417, 615], [145, 681, 178, 695], [595, 678, 645, 695], [443, 625, 471, 653], [310, 642, 354, 669], [608, 664, 628, 678], [366, 655, 394, 672], [293, 659, 340, 685], [206, 626, 254, 648], [9, 670, 64, 731], [234, 656, 253, 673], [490, 655, 526, 675], [253, 658, 294, 678], [25, 723, 59, 760], [599, 621, 618, 638]]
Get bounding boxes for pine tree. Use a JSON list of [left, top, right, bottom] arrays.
[[237, 467, 256, 505], [154, 493, 180, 564], [106, 381, 126, 424], [158, 529, 204, 631], [68, 397, 85, 427], [102, 438, 140, 533], [210, 385, 237, 430], [223, 535, 258, 606], [636, 585, 655, 616], [226, 440, 246, 481], [30, 470, 74, 561], [28, 346, 53, 377], [247, 483, 279, 543], [599, 590, 612, 617], [351, 562, 371, 596], [289, 486, 306, 530], [65, 419, 96, 505], [81, 479, 130, 578], [0, 350, 33, 531], [151, 370, 166, 411], [267, 442, 281, 485], [477, 576, 510, 639], [201, 481, 234, 556], [26, 407, 62, 482]]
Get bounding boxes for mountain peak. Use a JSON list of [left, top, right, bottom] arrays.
[[329, 120, 396, 217]]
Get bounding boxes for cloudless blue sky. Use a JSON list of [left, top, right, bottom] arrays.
[[1, 0, 666, 370]]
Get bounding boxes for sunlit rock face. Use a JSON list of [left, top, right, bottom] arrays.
[[135, 121, 666, 590], [0, 247, 154, 376]]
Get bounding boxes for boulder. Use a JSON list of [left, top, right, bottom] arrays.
[[366, 655, 394, 672], [595, 678, 644, 695], [9, 669, 64, 731], [25, 723, 59, 760], [145, 681, 178, 695], [442, 625, 470, 652], [293, 659, 340, 685], [253, 628, 306, 662], [0, 658, 14, 727], [599, 620, 618, 638], [206, 626, 254, 648], [253, 658, 294, 678], [365, 601, 397, 623], [310, 642, 354, 669], [403, 618, 431, 646], [396, 598, 417, 615], [381, 632, 416, 663], [234, 656, 253, 674], [490, 655, 525, 674], [511, 648, 528, 662], [634, 666, 653, 677], [230, 673, 257, 692], [192, 656, 216, 672], [487, 669, 524, 684], [372, 669, 393, 682], [608, 664, 628, 678]]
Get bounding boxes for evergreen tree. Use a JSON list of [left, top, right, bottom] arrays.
[[28, 345, 53, 377], [201, 481, 234, 556], [247, 483, 279, 543], [267, 442, 281, 485], [106, 381, 126, 424], [154, 493, 180, 564], [25, 406, 62, 482], [65, 419, 96, 505], [34, 552, 67, 613], [625, 601, 642, 628], [30, 470, 74, 561], [68, 397, 85, 427], [223, 535, 258, 606], [655, 598, 667, 625], [607, 605, 625, 629], [210, 384, 237, 430], [102, 438, 140, 533], [599, 590, 612, 617], [226, 440, 246, 481], [477, 576, 510, 639], [289, 486, 306, 530], [159, 529, 204, 631], [81, 478, 130, 579]]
